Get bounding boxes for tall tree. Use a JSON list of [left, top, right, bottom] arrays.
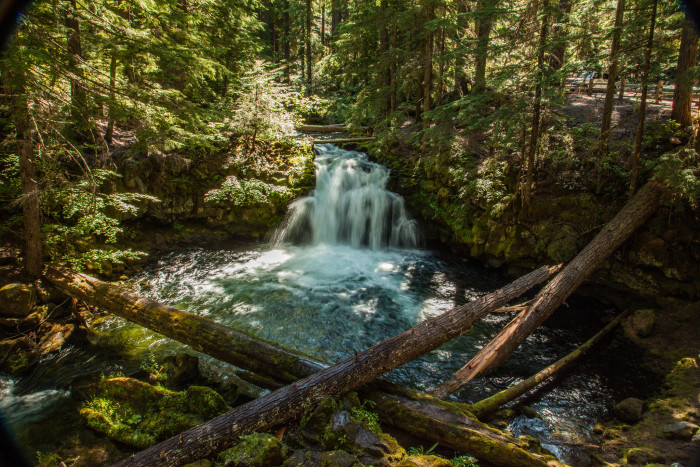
[[671, 17, 699, 127], [422, 0, 435, 131], [306, 0, 313, 89], [596, 0, 626, 194], [473, 0, 498, 94], [629, 0, 657, 197], [523, 1, 550, 207]]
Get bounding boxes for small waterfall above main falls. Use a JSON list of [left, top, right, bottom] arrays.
[[273, 144, 419, 249]]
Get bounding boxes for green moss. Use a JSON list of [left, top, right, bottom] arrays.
[[217, 433, 287, 467], [80, 377, 228, 448]]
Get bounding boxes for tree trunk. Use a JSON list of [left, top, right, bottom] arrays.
[[46, 265, 559, 466], [284, 0, 291, 83], [436, 19, 445, 107], [422, 0, 434, 131], [390, 20, 398, 113], [105, 52, 117, 145], [671, 18, 699, 127], [321, 3, 325, 47], [522, 3, 549, 208], [434, 181, 663, 397], [65, 0, 87, 131], [548, 0, 570, 75], [11, 68, 42, 277], [306, 0, 313, 90], [379, 0, 391, 118], [629, 0, 657, 198], [469, 311, 627, 418], [473, 0, 497, 94], [596, 0, 625, 194]]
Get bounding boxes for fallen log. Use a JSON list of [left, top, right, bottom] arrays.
[[296, 124, 371, 133], [312, 137, 375, 144], [45, 265, 560, 466], [434, 181, 663, 397], [469, 310, 627, 418], [296, 123, 347, 132], [114, 267, 560, 467]]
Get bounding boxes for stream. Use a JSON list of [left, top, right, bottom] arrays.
[[2, 144, 654, 466]]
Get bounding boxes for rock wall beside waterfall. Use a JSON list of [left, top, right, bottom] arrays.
[[109, 139, 315, 241]]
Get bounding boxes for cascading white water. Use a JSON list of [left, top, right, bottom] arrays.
[[273, 144, 418, 249]]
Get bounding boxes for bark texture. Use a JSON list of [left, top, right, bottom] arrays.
[[671, 18, 699, 127], [435, 181, 663, 397]]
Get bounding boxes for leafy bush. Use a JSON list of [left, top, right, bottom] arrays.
[[204, 176, 292, 206]]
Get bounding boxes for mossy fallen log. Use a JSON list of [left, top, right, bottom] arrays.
[[45, 265, 562, 466], [435, 181, 663, 397], [469, 311, 628, 418]]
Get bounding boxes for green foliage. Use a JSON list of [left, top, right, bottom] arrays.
[[35, 451, 63, 467], [229, 61, 298, 146], [407, 442, 439, 456], [650, 147, 700, 209], [204, 176, 292, 207], [41, 169, 157, 270], [349, 400, 381, 433], [450, 455, 479, 467]]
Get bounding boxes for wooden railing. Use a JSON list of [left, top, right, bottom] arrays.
[[564, 77, 700, 107]]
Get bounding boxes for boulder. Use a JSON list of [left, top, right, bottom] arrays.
[[626, 447, 663, 465], [662, 422, 699, 440], [320, 450, 360, 467], [623, 309, 655, 339], [217, 433, 287, 467], [615, 398, 644, 423], [0, 283, 37, 317]]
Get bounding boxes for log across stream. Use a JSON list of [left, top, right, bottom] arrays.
[[4, 144, 655, 466]]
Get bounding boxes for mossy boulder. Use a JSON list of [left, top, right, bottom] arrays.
[[615, 398, 644, 423], [661, 421, 699, 440], [397, 454, 452, 466], [625, 446, 663, 464], [217, 433, 287, 467], [0, 336, 37, 374], [0, 283, 37, 317], [80, 377, 228, 448], [320, 450, 361, 467]]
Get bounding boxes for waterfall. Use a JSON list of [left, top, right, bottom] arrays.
[[273, 144, 418, 249]]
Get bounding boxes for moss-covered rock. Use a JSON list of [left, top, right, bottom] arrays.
[[0, 283, 37, 317], [217, 433, 287, 467], [623, 309, 656, 339], [0, 336, 37, 374], [396, 454, 452, 466], [614, 398, 644, 423], [80, 377, 228, 448], [320, 450, 361, 467]]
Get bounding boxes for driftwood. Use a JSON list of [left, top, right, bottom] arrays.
[[434, 181, 663, 397], [45, 265, 561, 466], [470, 310, 628, 418]]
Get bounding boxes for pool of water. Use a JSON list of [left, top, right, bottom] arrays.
[[0, 144, 655, 466]]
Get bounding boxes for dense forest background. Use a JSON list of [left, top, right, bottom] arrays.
[[1, 0, 699, 277]]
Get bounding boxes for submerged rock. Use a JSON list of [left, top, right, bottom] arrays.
[[218, 433, 287, 467], [0, 283, 37, 317], [80, 377, 228, 448], [615, 398, 644, 423]]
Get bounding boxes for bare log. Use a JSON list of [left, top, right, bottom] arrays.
[[42, 265, 560, 466], [434, 181, 663, 397], [469, 311, 628, 418], [312, 137, 375, 144], [296, 123, 347, 132]]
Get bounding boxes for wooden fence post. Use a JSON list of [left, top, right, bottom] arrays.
[[618, 78, 625, 101]]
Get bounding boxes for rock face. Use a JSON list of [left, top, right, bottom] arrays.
[[397, 455, 453, 466], [615, 398, 645, 423], [662, 421, 699, 440], [0, 283, 37, 317]]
